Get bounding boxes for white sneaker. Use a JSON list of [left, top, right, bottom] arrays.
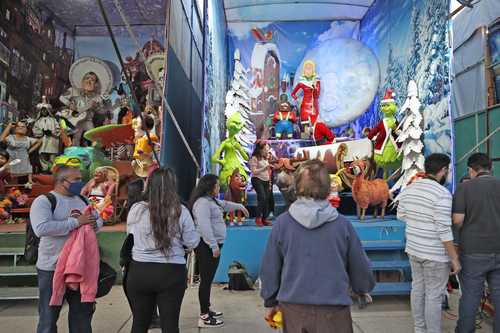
[[198, 314, 224, 328]]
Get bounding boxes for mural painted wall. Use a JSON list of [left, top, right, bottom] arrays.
[[227, 21, 381, 138], [202, 0, 228, 174], [361, 0, 452, 158]]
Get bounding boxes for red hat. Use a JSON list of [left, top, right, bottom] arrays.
[[381, 88, 395, 104]]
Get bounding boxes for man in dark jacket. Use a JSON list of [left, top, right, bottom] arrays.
[[453, 153, 500, 333], [260, 159, 375, 333]]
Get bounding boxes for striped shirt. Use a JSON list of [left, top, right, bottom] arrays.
[[397, 178, 453, 263]]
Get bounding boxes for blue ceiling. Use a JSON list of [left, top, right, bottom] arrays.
[[223, 0, 375, 22]]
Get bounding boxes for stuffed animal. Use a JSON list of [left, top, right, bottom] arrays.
[[351, 159, 389, 220], [272, 101, 296, 139]]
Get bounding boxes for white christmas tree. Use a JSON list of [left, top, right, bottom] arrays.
[[391, 80, 425, 194], [224, 49, 257, 168]]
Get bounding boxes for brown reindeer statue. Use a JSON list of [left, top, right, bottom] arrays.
[[351, 158, 389, 220]]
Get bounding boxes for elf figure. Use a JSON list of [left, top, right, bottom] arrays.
[[291, 60, 320, 131], [364, 88, 402, 179], [272, 101, 296, 139]]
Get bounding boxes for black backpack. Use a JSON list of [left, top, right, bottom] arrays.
[[24, 193, 86, 265], [25, 192, 116, 298], [227, 261, 254, 291]]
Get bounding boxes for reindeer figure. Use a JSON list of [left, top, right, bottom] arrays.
[[351, 159, 389, 220]]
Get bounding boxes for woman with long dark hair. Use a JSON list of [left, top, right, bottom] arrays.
[[250, 142, 274, 226], [189, 174, 249, 328], [126, 168, 199, 333]]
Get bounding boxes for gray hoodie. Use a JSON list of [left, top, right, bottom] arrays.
[[260, 198, 375, 307], [192, 197, 244, 251]]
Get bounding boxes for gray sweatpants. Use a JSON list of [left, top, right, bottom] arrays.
[[409, 255, 450, 333]]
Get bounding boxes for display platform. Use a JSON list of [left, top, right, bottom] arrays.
[[215, 216, 410, 296]]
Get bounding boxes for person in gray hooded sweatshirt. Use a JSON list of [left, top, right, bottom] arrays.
[[260, 160, 375, 333]]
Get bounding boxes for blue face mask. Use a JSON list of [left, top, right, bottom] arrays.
[[66, 180, 85, 196]]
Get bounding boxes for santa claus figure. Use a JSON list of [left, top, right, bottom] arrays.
[[291, 60, 320, 129], [310, 118, 335, 145]]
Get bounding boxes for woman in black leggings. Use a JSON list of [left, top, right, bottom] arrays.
[[126, 168, 200, 333], [250, 142, 274, 226], [189, 175, 249, 328]]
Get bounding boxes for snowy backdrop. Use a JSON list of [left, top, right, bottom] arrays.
[[224, 0, 452, 157], [202, 0, 228, 174], [361, 0, 452, 158]]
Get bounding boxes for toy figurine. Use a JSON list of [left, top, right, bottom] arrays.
[[291, 60, 320, 130], [351, 159, 389, 220], [212, 112, 249, 190], [328, 170, 344, 209], [310, 117, 335, 145], [272, 101, 296, 139], [32, 97, 60, 173], [132, 115, 159, 177], [364, 88, 402, 179], [0, 121, 42, 189], [224, 168, 248, 226], [81, 166, 116, 222]]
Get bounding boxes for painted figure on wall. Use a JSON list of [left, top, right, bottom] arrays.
[[249, 28, 281, 138], [291, 60, 321, 129], [212, 112, 249, 190]]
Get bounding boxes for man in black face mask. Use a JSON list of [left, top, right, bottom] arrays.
[[397, 153, 460, 333], [33, 97, 60, 173], [30, 166, 103, 333]]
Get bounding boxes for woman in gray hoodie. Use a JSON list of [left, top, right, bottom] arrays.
[[126, 168, 200, 333], [189, 174, 249, 328]]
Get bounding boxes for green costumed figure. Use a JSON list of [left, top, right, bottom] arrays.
[[365, 88, 402, 179], [212, 112, 249, 190]]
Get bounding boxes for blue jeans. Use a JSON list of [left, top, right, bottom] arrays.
[[275, 120, 294, 139], [456, 254, 500, 333], [37, 269, 95, 333]]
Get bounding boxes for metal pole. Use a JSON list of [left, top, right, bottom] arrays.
[[95, 0, 160, 165]]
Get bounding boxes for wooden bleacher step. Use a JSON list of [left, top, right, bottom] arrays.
[[0, 287, 39, 300], [0, 266, 37, 276]]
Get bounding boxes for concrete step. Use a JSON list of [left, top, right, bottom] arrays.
[[0, 287, 38, 300], [0, 265, 37, 276], [372, 282, 412, 296], [371, 260, 410, 270]]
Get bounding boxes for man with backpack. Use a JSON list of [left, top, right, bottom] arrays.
[[29, 165, 103, 333]]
